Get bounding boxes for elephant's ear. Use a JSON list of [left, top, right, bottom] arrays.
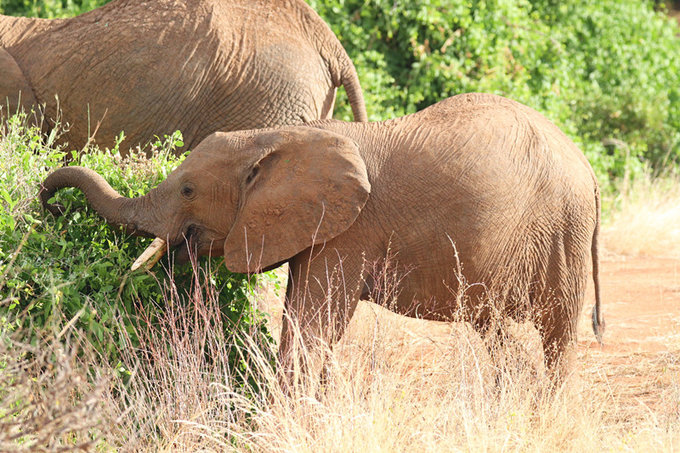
[[223, 127, 370, 273], [0, 48, 37, 120]]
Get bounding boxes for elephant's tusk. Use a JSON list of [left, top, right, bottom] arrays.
[[131, 237, 167, 271]]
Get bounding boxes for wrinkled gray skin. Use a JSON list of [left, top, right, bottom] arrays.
[[41, 93, 604, 386], [1, 0, 367, 154]]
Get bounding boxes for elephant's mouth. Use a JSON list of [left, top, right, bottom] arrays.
[[171, 225, 223, 264], [132, 225, 223, 271], [130, 225, 199, 271], [173, 225, 199, 265]]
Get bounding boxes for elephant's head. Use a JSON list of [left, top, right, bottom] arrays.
[[40, 127, 371, 273]]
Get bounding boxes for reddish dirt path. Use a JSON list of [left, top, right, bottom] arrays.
[[577, 256, 680, 418], [579, 256, 680, 355]]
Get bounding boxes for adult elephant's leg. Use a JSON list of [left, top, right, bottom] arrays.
[[277, 248, 363, 394]]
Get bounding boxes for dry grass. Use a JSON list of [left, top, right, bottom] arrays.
[[4, 262, 680, 452], [191, 303, 680, 452], [603, 172, 680, 258], [0, 329, 114, 451]]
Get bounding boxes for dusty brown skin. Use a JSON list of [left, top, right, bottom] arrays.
[[0, 0, 367, 154], [41, 93, 603, 384]]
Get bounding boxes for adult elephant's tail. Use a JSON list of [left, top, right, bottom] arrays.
[[591, 185, 605, 343], [298, 0, 368, 122], [340, 58, 368, 122]]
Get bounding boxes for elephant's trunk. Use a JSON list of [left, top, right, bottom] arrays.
[[40, 166, 153, 236]]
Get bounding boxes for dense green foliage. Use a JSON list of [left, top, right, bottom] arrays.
[[0, 115, 273, 380], [0, 0, 104, 17], [308, 0, 680, 187]]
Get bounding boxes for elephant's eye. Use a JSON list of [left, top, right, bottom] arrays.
[[181, 184, 196, 199]]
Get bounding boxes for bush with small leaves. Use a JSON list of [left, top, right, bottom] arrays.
[[0, 113, 273, 386]]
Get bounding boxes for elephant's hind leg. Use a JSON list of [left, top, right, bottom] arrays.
[[532, 243, 589, 383], [536, 305, 578, 382]]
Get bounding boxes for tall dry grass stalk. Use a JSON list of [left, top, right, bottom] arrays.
[[603, 171, 680, 257]]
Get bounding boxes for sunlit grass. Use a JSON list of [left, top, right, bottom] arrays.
[[4, 253, 680, 451], [4, 291, 678, 451], [603, 171, 680, 258]]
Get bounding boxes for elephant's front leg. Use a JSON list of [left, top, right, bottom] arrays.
[[277, 248, 363, 395]]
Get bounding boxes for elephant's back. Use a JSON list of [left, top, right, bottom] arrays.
[[398, 93, 598, 295], [408, 92, 597, 223], [313, 93, 598, 205], [415, 93, 593, 172], [9, 0, 217, 149]]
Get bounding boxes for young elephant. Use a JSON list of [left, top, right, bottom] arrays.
[[1, 0, 366, 154], [41, 93, 603, 383]]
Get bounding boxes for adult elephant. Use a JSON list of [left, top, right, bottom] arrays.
[[0, 0, 367, 154], [41, 93, 604, 385]]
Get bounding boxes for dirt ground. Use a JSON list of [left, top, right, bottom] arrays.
[[259, 255, 680, 422], [577, 255, 680, 422]]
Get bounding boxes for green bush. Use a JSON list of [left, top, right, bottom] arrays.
[[0, 114, 273, 384], [310, 0, 680, 188], [0, 0, 108, 17]]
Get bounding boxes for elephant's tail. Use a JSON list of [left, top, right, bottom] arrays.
[[299, 0, 368, 123], [339, 57, 368, 123], [591, 185, 605, 344]]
